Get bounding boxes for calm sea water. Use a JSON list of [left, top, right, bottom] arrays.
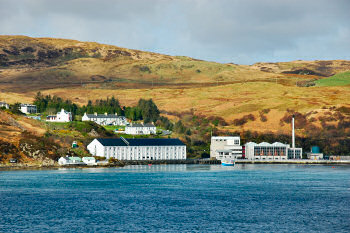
[[0, 164, 349, 232]]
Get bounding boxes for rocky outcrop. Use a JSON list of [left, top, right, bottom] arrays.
[[19, 142, 56, 165]]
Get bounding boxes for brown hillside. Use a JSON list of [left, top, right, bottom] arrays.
[[1, 35, 350, 138], [0, 35, 279, 91], [251, 60, 350, 77]]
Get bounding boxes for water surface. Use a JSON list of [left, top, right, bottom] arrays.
[[0, 164, 349, 232]]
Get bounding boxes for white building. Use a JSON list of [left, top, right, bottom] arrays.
[[0, 102, 9, 109], [46, 109, 72, 122], [82, 112, 128, 126], [82, 157, 97, 165], [307, 152, 324, 160], [20, 104, 37, 114], [245, 142, 302, 160], [58, 156, 84, 165], [125, 123, 156, 135], [87, 137, 186, 160], [210, 136, 242, 160]]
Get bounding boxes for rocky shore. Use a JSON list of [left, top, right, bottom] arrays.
[[1, 159, 350, 171]]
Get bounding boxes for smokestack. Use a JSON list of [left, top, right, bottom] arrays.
[[292, 114, 295, 148]]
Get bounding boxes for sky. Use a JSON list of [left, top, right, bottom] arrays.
[[0, 0, 349, 64]]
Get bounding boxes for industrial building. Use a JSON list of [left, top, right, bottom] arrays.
[[245, 116, 303, 160], [210, 136, 242, 160], [245, 142, 302, 160], [307, 146, 324, 160], [87, 137, 186, 160]]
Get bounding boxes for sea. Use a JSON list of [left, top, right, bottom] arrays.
[[0, 164, 349, 232]]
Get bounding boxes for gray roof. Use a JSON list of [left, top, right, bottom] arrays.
[[144, 123, 155, 127], [86, 114, 125, 119], [20, 104, 36, 107], [95, 138, 185, 147], [129, 123, 144, 127], [128, 123, 155, 127]]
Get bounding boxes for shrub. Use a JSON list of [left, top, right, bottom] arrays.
[[233, 114, 256, 126], [139, 66, 151, 73]]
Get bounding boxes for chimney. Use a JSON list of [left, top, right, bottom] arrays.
[[94, 112, 97, 116], [292, 115, 295, 148]]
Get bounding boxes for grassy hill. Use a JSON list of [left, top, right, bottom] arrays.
[[0, 35, 278, 93], [1, 35, 350, 143], [251, 60, 350, 77], [315, 71, 350, 87]]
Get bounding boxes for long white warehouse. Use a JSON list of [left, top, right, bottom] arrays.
[[87, 137, 186, 160]]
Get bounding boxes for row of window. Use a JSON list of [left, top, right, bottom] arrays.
[[105, 146, 185, 151]]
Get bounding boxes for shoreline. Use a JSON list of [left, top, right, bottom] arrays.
[[1, 159, 350, 171]]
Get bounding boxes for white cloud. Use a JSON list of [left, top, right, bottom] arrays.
[[0, 0, 349, 64]]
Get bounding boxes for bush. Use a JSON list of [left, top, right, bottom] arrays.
[[233, 114, 255, 126], [139, 66, 151, 73]]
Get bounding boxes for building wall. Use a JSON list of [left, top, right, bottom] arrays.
[[46, 109, 72, 122], [245, 141, 303, 160], [307, 153, 324, 160], [87, 139, 105, 157], [288, 148, 303, 159], [0, 103, 9, 109], [20, 105, 37, 114], [125, 126, 156, 135], [87, 141, 186, 160], [107, 145, 186, 160], [82, 114, 127, 126], [210, 136, 242, 159]]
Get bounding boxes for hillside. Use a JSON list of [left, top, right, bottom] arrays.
[[251, 60, 350, 77], [1, 35, 350, 141], [0, 35, 277, 92], [0, 108, 118, 165], [315, 71, 350, 87]]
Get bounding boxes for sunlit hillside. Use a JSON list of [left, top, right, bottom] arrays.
[[1, 35, 350, 137]]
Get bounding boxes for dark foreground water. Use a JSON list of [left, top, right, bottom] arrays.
[[0, 164, 349, 232]]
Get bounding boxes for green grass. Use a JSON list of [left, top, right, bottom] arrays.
[[315, 71, 350, 87], [103, 125, 125, 131]]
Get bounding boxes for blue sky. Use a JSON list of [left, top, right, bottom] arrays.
[[0, 0, 349, 64]]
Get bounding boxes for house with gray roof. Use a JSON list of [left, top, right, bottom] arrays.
[[125, 122, 156, 135], [20, 104, 37, 114], [0, 101, 9, 109], [82, 112, 128, 126]]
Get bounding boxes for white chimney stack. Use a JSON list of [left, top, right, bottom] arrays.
[[292, 115, 295, 148]]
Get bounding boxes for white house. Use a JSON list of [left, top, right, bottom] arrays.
[[245, 142, 302, 160], [20, 104, 37, 114], [0, 101, 9, 109], [82, 157, 97, 165], [82, 112, 128, 126], [87, 137, 186, 160], [125, 123, 156, 135], [58, 156, 84, 165], [210, 136, 242, 160], [46, 109, 72, 122]]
